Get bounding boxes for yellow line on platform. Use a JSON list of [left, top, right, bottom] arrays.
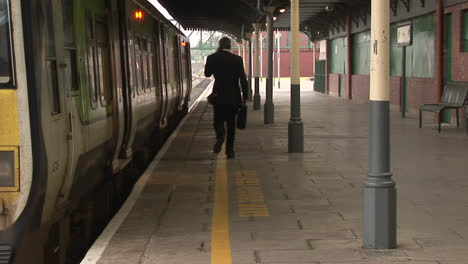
[[211, 157, 232, 264]]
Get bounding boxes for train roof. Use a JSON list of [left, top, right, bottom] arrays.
[[136, 0, 189, 41]]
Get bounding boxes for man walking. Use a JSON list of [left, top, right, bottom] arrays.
[[205, 37, 248, 159]]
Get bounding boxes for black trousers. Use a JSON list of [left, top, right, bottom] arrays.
[[213, 104, 238, 154]]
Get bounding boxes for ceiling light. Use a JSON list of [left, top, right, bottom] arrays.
[[279, 8, 286, 13]]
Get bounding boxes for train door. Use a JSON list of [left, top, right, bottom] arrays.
[[154, 23, 163, 126], [180, 39, 191, 110], [109, 0, 125, 172], [174, 36, 183, 110], [54, 0, 83, 206], [158, 24, 169, 127], [119, 1, 136, 159], [41, 0, 77, 262], [40, 0, 75, 220]]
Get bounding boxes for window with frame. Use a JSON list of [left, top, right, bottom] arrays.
[[45, 0, 61, 115], [95, 16, 111, 106], [62, 0, 79, 92], [86, 10, 98, 109], [147, 41, 154, 91], [129, 37, 135, 97], [134, 37, 143, 93], [0, 0, 12, 86], [141, 39, 149, 92]]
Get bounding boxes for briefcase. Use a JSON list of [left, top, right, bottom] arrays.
[[207, 92, 217, 105], [237, 105, 247, 129]]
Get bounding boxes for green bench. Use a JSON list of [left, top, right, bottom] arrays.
[[419, 83, 468, 133]]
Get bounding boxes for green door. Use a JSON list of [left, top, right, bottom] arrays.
[[314, 60, 326, 93]]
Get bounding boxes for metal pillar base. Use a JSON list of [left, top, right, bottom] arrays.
[[363, 187, 397, 249], [253, 78, 261, 110], [288, 120, 303, 153], [363, 100, 397, 249], [264, 101, 274, 124]]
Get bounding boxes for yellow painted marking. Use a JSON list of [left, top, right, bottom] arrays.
[[0, 90, 20, 145], [235, 170, 270, 217], [211, 158, 232, 264], [0, 90, 20, 204]]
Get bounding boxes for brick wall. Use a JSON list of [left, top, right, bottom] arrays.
[[342, 74, 350, 99], [351, 75, 370, 102], [446, 3, 468, 82], [329, 74, 340, 96], [407, 77, 437, 109], [390, 77, 401, 106], [348, 75, 435, 110], [251, 49, 316, 77], [444, 3, 468, 124]]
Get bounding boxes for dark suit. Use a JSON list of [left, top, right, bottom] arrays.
[[204, 50, 248, 155]]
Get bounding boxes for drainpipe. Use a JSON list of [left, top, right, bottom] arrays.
[[436, 0, 443, 121], [326, 39, 330, 95], [347, 16, 352, 100]]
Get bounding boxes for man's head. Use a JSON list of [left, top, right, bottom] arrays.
[[217, 37, 232, 51]]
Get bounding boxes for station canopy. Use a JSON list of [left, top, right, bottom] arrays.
[[157, 0, 369, 41]]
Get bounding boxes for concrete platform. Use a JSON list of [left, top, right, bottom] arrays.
[[83, 79, 468, 264]]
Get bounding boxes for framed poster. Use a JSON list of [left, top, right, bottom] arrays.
[[397, 22, 412, 47]]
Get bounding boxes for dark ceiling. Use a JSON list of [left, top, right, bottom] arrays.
[[156, 0, 370, 41]]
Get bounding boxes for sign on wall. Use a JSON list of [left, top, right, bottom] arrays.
[[397, 22, 412, 47]]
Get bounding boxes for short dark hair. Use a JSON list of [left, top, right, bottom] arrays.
[[217, 37, 231, 52]]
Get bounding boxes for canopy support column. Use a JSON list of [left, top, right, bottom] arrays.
[[363, 0, 397, 249], [264, 7, 275, 124], [288, 0, 304, 153], [253, 24, 262, 110], [247, 34, 254, 101]]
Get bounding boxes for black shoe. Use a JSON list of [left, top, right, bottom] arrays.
[[226, 151, 235, 159], [213, 139, 223, 154]]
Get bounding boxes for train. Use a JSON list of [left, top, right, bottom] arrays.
[[0, 0, 192, 263]]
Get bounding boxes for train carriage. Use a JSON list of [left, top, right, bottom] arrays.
[[0, 0, 192, 263]]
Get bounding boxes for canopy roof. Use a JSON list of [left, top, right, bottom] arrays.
[[157, 0, 370, 41]]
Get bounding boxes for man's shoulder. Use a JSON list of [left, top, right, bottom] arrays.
[[225, 52, 243, 63], [207, 53, 216, 60]]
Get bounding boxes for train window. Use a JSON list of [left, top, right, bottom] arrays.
[[62, 0, 75, 47], [0, 150, 14, 187], [0, 0, 12, 85], [135, 38, 143, 93], [147, 41, 154, 91], [141, 39, 149, 92], [96, 17, 111, 106], [64, 49, 78, 91], [129, 38, 135, 97], [46, 60, 61, 115], [86, 10, 98, 109], [44, 0, 56, 58], [62, 0, 79, 91], [44, 0, 61, 115], [158, 24, 167, 100]]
